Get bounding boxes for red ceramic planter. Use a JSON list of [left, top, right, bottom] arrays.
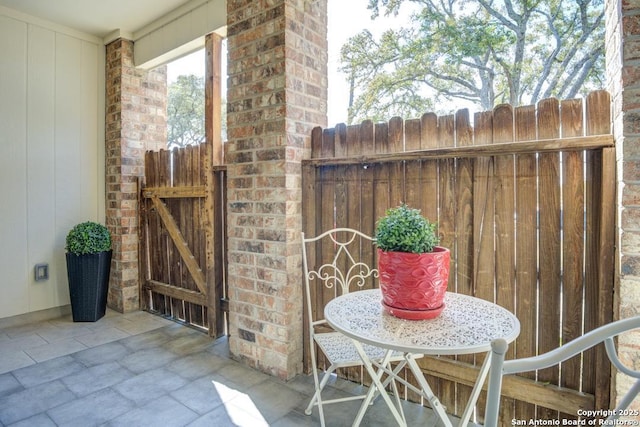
[[377, 247, 450, 319]]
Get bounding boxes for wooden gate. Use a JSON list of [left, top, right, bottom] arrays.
[[140, 144, 227, 337]]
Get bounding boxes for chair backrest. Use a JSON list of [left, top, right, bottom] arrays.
[[302, 228, 378, 328], [484, 315, 640, 426]]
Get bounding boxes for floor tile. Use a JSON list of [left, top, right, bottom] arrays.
[[166, 353, 225, 380], [0, 373, 23, 398], [0, 350, 35, 375], [0, 334, 48, 353], [0, 380, 75, 425], [71, 341, 132, 367], [11, 356, 84, 388], [36, 322, 92, 343], [44, 315, 75, 328], [5, 412, 57, 427], [270, 410, 317, 427], [108, 394, 199, 427], [83, 316, 139, 332], [186, 409, 240, 427], [113, 312, 173, 335], [187, 401, 269, 427], [1, 322, 53, 339], [47, 387, 135, 426], [118, 328, 172, 352], [163, 323, 201, 337], [219, 391, 274, 426], [61, 361, 133, 395], [119, 347, 178, 374], [280, 372, 315, 395], [213, 360, 271, 390], [171, 377, 224, 415], [235, 377, 310, 423], [207, 336, 232, 358], [163, 332, 214, 356], [73, 327, 130, 347], [209, 378, 251, 404], [113, 368, 188, 406], [24, 337, 88, 362]]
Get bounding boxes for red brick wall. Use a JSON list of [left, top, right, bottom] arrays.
[[607, 0, 640, 414], [105, 38, 167, 312], [226, 0, 327, 379]]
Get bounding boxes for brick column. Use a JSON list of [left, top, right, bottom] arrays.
[[606, 0, 640, 412], [226, 0, 327, 379], [105, 39, 167, 312]]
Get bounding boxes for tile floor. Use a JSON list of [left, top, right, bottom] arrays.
[[0, 309, 473, 426]]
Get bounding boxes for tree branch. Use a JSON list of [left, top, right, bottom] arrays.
[[476, 0, 517, 31]]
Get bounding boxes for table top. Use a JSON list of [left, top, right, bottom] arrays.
[[324, 289, 520, 355]]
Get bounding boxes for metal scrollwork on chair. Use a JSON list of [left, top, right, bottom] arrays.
[[307, 230, 379, 297], [301, 227, 403, 427]]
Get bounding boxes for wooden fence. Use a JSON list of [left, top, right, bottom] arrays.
[[140, 144, 227, 337], [301, 90, 616, 423]]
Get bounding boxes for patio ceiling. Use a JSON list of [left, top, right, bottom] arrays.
[[0, 0, 194, 38]]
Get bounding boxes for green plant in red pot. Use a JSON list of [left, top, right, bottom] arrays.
[[375, 204, 450, 320]]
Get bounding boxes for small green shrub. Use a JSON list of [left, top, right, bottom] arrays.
[[375, 204, 439, 253], [66, 221, 112, 255]]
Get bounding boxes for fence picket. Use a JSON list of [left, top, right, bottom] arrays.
[[346, 124, 363, 236], [173, 148, 186, 320], [537, 98, 563, 420], [437, 113, 457, 412], [159, 149, 172, 313], [335, 124, 349, 229], [454, 109, 476, 413], [586, 90, 615, 410], [560, 99, 586, 418], [405, 119, 422, 208], [472, 111, 496, 304], [514, 104, 538, 422], [405, 118, 421, 151], [493, 103, 517, 424], [388, 117, 404, 204]]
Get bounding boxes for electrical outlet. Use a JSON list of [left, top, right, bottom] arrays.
[[34, 263, 49, 281]]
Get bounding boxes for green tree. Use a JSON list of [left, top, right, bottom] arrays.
[[341, 0, 604, 123], [167, 75, 205, 149]]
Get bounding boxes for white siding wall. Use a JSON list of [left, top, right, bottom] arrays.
[[0, 11, 105, 319]]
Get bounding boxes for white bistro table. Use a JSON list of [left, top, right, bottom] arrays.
[[324, 289, 520, 427]]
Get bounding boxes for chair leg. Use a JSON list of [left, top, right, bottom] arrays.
[[607, 379, 640, 422], [306, 364, 340, 427], [484, 339, 509, 427], [305, 367, 333, 413]]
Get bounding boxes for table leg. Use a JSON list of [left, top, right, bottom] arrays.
[[458, 352, 492, 426], [351, 341, 407, 427], [406, 355, 453, 427]]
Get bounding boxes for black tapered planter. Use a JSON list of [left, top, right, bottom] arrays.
[[66, 250, 112, 322]]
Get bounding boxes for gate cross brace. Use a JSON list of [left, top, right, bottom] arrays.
[[150, 195, 207, 295]]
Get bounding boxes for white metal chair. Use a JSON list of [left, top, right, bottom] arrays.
[[484, 315, 640, 426], [302, 228, 407, 427]]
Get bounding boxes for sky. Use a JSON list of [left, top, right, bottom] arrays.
[[167, 0, 413, 125]]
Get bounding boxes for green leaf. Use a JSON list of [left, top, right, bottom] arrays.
[[66, 222, 111, 255], [375, 203, 439, 253]]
